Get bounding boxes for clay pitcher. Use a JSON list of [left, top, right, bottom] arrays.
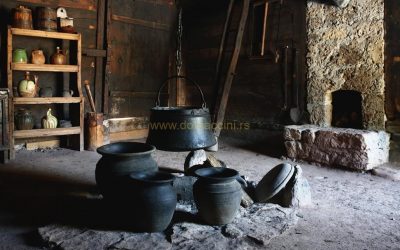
[[31, 50, 45, 64], [51, 47, 67, 65], [18, 72, 38, 98], [62, 90, 74, 97]]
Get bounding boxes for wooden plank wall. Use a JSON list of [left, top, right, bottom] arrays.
[[385, 0, 400, 123], [106, 0, 175, 118], [182, 0, 307, 127]]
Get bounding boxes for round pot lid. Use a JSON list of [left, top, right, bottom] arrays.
[[255, 163, 295, 203]]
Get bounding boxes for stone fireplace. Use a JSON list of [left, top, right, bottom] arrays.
[[306, 0, 385, 130], [332, 90, 362, 129], [284, 0, 389, 171]]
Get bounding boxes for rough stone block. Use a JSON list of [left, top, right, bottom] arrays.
[[283, 127, 302, 141], [284, 125, 389, 170], [332, 0, 350, 8]]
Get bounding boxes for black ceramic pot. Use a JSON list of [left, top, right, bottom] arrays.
[[125, 171, 177, 232], [193, 167, 242, 225], [95, 142, 158, 198]]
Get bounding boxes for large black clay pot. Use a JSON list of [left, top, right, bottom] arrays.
[[193, 167, 242, 225], [95, 142, 158, 198], [126, 171, 177, 232], [146, 76, 216, 151]]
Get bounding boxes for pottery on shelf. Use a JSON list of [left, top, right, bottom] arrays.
[[62, 90, 74, 97], [18, 72, 38, 97], [31, 49, 46, 64], [39, 87, 53, 97], [124, 171, 177, 232], [15, 108, 34, 130], [59, 120, 72, 128], [12, 48, 28, 63], [42, 108, 58, 129], [51, 46, 67, 65], [95, 142, 158, 198], [193, 167, 243, 225]]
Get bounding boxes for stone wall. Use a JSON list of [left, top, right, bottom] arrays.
[[306, 0, 385, 130]]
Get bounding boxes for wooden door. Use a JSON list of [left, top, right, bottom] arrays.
[[105, 0, 175, 119]]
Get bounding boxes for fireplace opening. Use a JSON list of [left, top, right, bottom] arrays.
[[332, 90, 363, 129]]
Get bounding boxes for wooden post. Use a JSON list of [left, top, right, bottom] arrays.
[[96, 0, 106, 113], [7, 27, 15, 159], [212, 0, 235, 111], [213, 0, 250, 138]]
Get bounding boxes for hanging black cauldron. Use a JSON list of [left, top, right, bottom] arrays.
[[146, 76, 216, 151]]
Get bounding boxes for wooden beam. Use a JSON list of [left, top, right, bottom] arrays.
[[110, 129, 149, 142], [110, 91, 168, 98], [83, 48, 107, 57], [104, 0, 112, 115], [212, 0, 235, 111], [213, 0, 250, 137], [17, 0, 97, 11], [95, 0, 106, 113], [111, 14, 171, 31]]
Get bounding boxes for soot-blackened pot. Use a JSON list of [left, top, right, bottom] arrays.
[[125, 171, 177, 232], [146, 76, 216, 151], [95, 142, 158, 198], [193, 167, 242, 225]]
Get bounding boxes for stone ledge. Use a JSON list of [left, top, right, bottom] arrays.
[[284, 125, 390, 171]]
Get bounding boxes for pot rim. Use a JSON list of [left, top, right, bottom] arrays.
[[97, 142, 156, 157], [129, 171, 175, 184], [194, 167, 239, 182]]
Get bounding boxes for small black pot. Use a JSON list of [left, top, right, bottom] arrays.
[[95, 142, 158, 198], [193, 167, 242, 225], [125, 171, 177, 232]]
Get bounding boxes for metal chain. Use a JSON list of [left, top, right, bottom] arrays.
[[176, 7, 183, 76]]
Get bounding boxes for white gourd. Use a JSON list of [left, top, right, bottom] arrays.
[[42, 108, 58, 128]]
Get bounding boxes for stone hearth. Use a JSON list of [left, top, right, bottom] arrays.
[[284, 125, 390, 171], [306, 0, 385, 130]]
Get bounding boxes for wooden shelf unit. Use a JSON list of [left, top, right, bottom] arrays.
[[14, 127, 81, 139], [11, 63, 79, 72], [7, 27, 84, 158], [13, 97, 82, 104]]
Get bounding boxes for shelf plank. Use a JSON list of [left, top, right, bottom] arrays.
[[12, 63, 79, 72], [13, 97, 82, 104], [14, 127, 81, 139], [11, 28, 80, 40]]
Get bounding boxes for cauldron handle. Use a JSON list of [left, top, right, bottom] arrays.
[[156, 75, 207, 108]]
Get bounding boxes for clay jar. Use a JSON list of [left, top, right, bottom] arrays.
[[95, 142, 158, 198], [13, 49, 28, 63], [31, 50, 45, 64], [12, 6, 33, 29], [15, 108, 34, 130], [123, 171, 177, 232], [193, 167, 243, 225], [51, 47, 66, 65]]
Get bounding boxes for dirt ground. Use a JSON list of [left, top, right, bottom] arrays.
[[0, 135, 400, 249]]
